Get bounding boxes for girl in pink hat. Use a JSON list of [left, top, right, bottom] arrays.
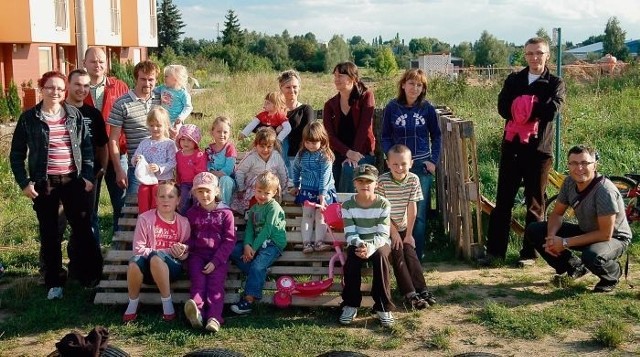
[[175, 124, 207, 214]]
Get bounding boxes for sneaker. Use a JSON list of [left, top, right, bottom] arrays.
[[477, 254, 500, 267], [205, 318, 221, 333], [302, 243, 314, 254], [567, 264, 588, 280], [47, 287, 63, 300], [230, 297, 253, 315], [376, 310, 395, 327], [594, 278, 619, 293], [184, 299, 203, 328], [406, 293, 428, 310], [314, 242, 332, 252], [339, 306, 358, 325], [419, 289, 437, 306]]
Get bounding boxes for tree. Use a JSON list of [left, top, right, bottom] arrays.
[[581, 34, 605, 46], [603, 17, 629, 61], [6, 81, 22, 119], [156, 0, 185, 55], [222, 9, 244, 48], [324, 35, 351, 72], [374, 47, 398, 78], [473, 30, 509, 66], [452, 41, 474, 67]]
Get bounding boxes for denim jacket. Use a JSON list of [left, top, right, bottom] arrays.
[[10, 101, 94, 190]]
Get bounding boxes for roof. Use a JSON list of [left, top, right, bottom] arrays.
[[566, 39, 639, 54]]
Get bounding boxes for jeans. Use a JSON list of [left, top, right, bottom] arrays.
[[126, 164, 140, 196], [88, 174, 101, 244], [229, 241, 281, 300], [410, 163, 434, 261], [281, 138, 292, 180], [333, 155, 376, 193], [526, 221, 627, 282], [101, 154, 127, 232]]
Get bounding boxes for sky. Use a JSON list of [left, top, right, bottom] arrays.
[[172, 0, 639, 46]]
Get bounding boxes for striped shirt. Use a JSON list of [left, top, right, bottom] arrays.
[[108, 90, 159, 155], [376, 172, 423, 231], [44, 110, 76, 175], [341, 194, 391, 257], [292, 150, 335, 195]]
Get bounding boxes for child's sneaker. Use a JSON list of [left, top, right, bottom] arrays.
[[339, 306, 358, 325], [302, 242, 314, 254], [47, 287, 63, 300], [314, 242, 332, 252], [376, 310, 395, 327], [205, 317, 220, 332], [230, 297, 253, 315], [419, 289, 437, 306], [406, 293, 428, 310], [184, 299, 203, 328]]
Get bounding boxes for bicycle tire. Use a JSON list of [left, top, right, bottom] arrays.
[[608, 175, 637, 199], [545, 194, 578, 224]]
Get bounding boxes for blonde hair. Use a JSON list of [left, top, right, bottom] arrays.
[[300, 121, 334, 162], [147, 107, 171, 139], [253, 127, 282, 153], [210, 116, 232, 144], [164, 64, 189, 89], [255, 171, 280, 194], [264, 91, 286, 113], [157, 180, 180, 197]]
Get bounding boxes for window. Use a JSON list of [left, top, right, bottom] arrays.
[[54, 0, 68, 31], [38, 47, 53, 77], [150, 0, 157, 38], [110, 0, 121, 35]]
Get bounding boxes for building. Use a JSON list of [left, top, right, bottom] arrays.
[[0, 0, 158, 108], [410, 53, 464, 77], [564, 39, 639, 60]]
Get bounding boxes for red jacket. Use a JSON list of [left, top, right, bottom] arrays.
[[84, 76, 129, 153], [323, 89, 376, 156]]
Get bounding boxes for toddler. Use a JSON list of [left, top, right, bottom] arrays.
[[205, 116, 237, 205], [175, 124, 207, 214], [239, 91, 290, 143], [289, 121, 337, 253], [154, 64, 193, 138], [132, 107, 177, 214], [184, 172, 236, 332]]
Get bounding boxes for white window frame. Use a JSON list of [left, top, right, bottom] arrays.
[[110, 0, 121, 35], [150, 0, 157, 38], [54, 0, 68, 31]]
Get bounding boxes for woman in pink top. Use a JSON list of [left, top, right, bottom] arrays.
[[123, 181, 191, 322]]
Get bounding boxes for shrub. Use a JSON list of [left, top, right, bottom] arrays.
[[0, 90, 10, 124], [110, 60, 135, 88], [6, 81, 22, 119]]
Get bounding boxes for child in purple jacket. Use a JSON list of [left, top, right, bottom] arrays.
[[184, 172, 236, 332]]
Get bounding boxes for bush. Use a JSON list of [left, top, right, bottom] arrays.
[[0, 89, 10, 124], [110, 60, 135, 88], [6, 81, 22, 119]]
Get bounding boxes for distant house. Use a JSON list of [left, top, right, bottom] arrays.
[[410, 53, 463, 76], [565, 39, 639, 60], [0, 0, 158, 109]]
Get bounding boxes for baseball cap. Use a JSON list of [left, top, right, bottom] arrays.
[[175, 124, 202, 148], [192, 172, 219, 191], [353, 164, 378, 182]]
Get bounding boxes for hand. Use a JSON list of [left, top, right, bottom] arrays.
[[95, 168, 106, 181], [202, 262, 215, 274], [424, 161, 436, 175], [404, 234, 416, 249], [275, 125, 283, 134], [168, 126, 179, 140], [544, 236, 563, 257], [170, 243, 187, 258], [242, 245, 255, 263], [83, 178, 94, 192], [342, 157, 359, 168], [346, 149, 364, 163], [22, 182, 38, 199], [115, 168, 128, 189], [355, 244, 368, 259], [391, 235, 403, 250], [148, 163, 159, 173], [133, 155, 142, 166], [211, 170, 224, 178]]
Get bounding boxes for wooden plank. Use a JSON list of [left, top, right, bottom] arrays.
[[102, 264, 373, 277], [105, 250, 346, 263], [111, 230, 345, 245]]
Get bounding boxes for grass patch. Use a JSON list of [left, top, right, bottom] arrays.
[[425, 326, 455, 350], [592, 319, 631, 348]]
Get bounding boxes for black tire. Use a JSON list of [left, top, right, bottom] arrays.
[[608, 175, 637, 200], [183, 349, 246, 357], [316, 352, 370, 357], [453, 353, 502, 357]]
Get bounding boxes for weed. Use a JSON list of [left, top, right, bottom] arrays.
[[425, 326, 455, 350], [593, 319, 631, 348]]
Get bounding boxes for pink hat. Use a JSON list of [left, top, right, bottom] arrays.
[[176, 124, 202, 148], [192, 172, 219, 191]]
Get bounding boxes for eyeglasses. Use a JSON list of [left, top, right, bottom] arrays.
[[568, 161, 595, 168], [42, 86, 66, 93], [525, 51, 547, 58]]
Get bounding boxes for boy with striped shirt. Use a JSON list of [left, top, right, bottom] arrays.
[[339, 164, 395, 327], [376, 144, 436, 310]]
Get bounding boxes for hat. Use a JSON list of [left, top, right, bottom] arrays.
[[175, 124, 201, 148], [353, 164, 379, 182], [192, 172, 219, 191]]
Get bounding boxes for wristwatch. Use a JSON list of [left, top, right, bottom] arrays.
[[562, 238, 569, 249]]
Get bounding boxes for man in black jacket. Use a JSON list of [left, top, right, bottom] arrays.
[[480, 37, 566, 267]]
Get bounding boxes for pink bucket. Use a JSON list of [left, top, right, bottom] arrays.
[[323, 203, 343, 230]]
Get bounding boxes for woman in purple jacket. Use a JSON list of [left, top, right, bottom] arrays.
[[381, 68, 442, 261], [323, 62, 376, 193]]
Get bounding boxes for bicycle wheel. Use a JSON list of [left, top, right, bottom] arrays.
[[545, 194, 578, 224], [608, 175, 637, 199]]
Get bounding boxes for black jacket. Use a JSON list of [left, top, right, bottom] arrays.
[[497, 66, 566, 154], [10, 101, 94, 190]]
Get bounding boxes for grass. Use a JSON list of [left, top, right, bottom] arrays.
[[1, 66, 640, 355]]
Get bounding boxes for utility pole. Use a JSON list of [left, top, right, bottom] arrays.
[[75, 0, 88, 65]]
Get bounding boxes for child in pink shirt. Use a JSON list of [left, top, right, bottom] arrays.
[[175, 124, 207, 214]]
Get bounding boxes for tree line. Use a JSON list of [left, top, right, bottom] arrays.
[[156, 0, 632, 75]]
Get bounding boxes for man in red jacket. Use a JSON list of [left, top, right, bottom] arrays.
[[83, 47, 130, 233]]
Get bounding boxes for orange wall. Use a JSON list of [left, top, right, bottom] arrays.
[[121, 0, 139, 47], [0, 2, 31, 42], [85, 0, 96, 45]]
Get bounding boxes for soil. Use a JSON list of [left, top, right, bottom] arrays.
[[1, 262, 638, 357]]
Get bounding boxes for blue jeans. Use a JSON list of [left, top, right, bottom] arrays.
[[229, 241, 281, 300], [126, 165, 140, 196], [333, 155, 376, 193], [410, 163, 434, 261], [101, 154, 127, 233], [281, 138, 293, 180]]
